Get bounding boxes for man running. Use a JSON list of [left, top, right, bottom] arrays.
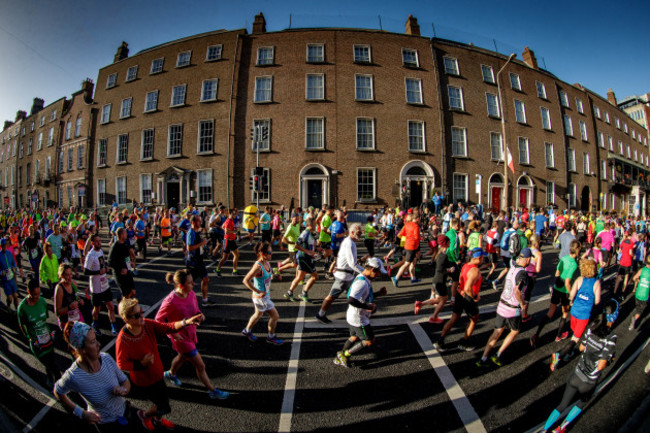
[[216, 208, 240, 277], [187, 215, 216, 307]]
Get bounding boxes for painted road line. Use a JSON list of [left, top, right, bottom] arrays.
[[410, 323, 487, 433], [278, 301, 306, 433], [22, 399, 57, 433]]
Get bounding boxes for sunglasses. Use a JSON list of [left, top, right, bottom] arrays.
[[127, 311, 142, 319], [264, 251, 272, 256]]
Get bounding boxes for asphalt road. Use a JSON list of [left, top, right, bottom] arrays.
[[1, 232, 649, 433]]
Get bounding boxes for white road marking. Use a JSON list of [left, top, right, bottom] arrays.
[[22, 399, 57, 433], [278, 301, 306, 433]]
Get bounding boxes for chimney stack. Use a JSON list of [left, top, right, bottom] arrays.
[[81, 79, 94, 102], [31, 98, 44, 115], [113, 41, 129, 63], [252, 13, 266, 34], [522, 46, 538, 69], [15, 110, 27, 122], [405, 15, 420, 36], [3, 121, 13, 131], [607, 88, 617, 106]]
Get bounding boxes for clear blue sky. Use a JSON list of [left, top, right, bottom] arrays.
[[1, 0, 648, 126]]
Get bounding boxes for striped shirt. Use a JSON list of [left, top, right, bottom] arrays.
[[54, 353, 127, 423]]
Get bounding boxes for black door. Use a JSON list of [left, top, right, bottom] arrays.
[[409, 180, 423, 208], [167, 183, 180, 210], [307, 179, 323, 209], [580, 187, 590, 212]]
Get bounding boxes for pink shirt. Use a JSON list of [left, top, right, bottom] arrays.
[[597, 230, 614, 252], [155, 290, 200, 354], [271, 215, 281, 230]]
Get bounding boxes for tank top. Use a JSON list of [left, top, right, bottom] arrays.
[[497, 266, 525, 318], [459, 263, 482, 298], [525, 248, 540, 276], [467, 232, 480, 250], [253, 261, 272, 299], [58, 283, 81, 322], [636, 267, 650, 302], [571, 277, 597, 320]]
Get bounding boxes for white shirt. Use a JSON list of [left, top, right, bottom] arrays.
[[346, 275, 373, 327], [84, 248, 109, 294], [333, 236, 364, 282]]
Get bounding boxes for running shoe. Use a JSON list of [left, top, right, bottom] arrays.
[[521, 315, 532, 323], [550, 353, 561, 371], [333, 351, 349, 368], [530, 334, 538, 348], [266, 335, 284, 345], [232, 270, 240, 276], [215, 268, 222, 278], [475, 358, 490, 368], [110, 323, 118, 336], [429, 316, 444, 324], [386, 265, 392, 277], [644, 359, 650, 374], [457, 342, 476, 352], [433, 340, 450, 353], [491, 280, 498, 291], [414, 301, 422, 315], [164, 371, 182, 387], [315, 314, 332, 324], [298, 280, 305, 285], [325, 272, 334, 280], [92, 322, 102, 337], [391, 276, 399, 288], [241, 329, 257, 342], [629, 319, 636, 331], [202, 298, 217, 307], [490, 355, 503, 367], [299, 293, 311, 303], [552, 426, 566, 433], [208, 388, 230, 400], [153, 417, 176, 430], [284, 292, 296, 302], [410, 278, 421, 284], [273, 267, 280, 275], [555, 331, 569, 342], [137, 410, 155, 431]]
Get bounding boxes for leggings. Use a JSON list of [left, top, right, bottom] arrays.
[[556, 372, 595, 412]]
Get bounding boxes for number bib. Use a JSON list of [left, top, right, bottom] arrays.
[[36, 329, 51, 346], [67, 307, 81, 322], [30, 249, 39, 259]]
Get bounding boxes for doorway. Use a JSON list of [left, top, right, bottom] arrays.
[[300, 164, 329, 208], [580, 186, 591, 212], [409, 179, 423, 208], [307, 179, 323, 209], [167, 182, 180, 209]]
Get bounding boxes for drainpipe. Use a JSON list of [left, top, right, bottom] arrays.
[[226, 33, 241, 208], [430, 40, 446, 204]]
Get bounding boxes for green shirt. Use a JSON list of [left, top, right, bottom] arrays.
[[467, 232, 480, 250], [364, 223, 377, 240], [319, 214, 332, 242], [554, 255, 578, 293], [17, 297, 53, 356], [284, 224, 301, 253], [39, 254, 60, 284], [446, 228, 459, 264], [637, 267, 650, 302]]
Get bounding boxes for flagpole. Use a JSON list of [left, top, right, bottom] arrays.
[[496, 53, 516, 213]]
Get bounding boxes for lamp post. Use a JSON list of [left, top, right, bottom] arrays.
[[496, 53, 516, 212]]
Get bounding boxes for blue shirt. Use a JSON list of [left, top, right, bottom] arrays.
[[135, 220, 146, 238], [186, 228, 202, 261], [534, 215, 548, 235], [571, 277, 597, 320], [330, 221, 346, 250], [432, 195, 443, 206]]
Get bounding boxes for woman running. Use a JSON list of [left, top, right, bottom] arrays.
[[54, 263, 86, 330], [414, 235, 451, 324], [522, 235, 542, 322], [241, 242, 285, 345]]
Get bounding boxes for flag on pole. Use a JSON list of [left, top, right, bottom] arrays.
[[506, 147, 515, 173]]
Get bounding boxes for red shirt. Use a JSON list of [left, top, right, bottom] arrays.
[[398, 221, 421, 251], [223, 217, 236, 240], [116, 319, 177, 387], [459, 263, 483, 298], [556, 215, 566, 229], [620, 239, 635, 267]]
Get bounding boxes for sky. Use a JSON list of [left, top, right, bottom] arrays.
[[1, 0, 648, 126]]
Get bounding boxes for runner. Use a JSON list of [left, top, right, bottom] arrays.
[[630, 255, 650, 331], [215, 208, 240, 277], [277, 214, 301, 279], [613, 229, 635, 302], [54, 263, 85, 330], [186, 215, 216, 307], [284, 217, 318, 302], [108, 227, 136, 299], [84, 234, 117, 336], [522, 234, 542, 322], [318, 206, 334, 274], [391, 213, 422, 286], [414, 235, 451, 324], [159, 209, 173, 256], [0, 237, 19, 312]]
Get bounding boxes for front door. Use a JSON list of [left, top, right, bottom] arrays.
[[519, 188, 528, 209], [167, 183, 180, 210], [307, 179, 322, 209], [491, 187, 501, 212], [409, 180, 423, 208]]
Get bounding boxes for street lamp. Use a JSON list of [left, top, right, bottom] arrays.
[[496, 53, 516, 212]]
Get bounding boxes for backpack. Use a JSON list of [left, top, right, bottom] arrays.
[[508, 232, 522, 258], [500, 229, 513, 250]]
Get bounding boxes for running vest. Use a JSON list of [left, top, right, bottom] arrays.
[[253, 261, 272, 299], [467, 232, 480, 250], [497, 266, 525, 318], [459, 263, 482, 298], [571, 277, 597, 320], [525, 248, 540, 276], [485, 229, 498, 253], [636, 267, 650, 302]]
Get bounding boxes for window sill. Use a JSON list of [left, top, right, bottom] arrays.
[[169, 104, 187, 109], [197, 151, 215, 156], [97, 164, 107, 168], [516, 121, 529, 126], [353, 61, 373, 65], [446, 72, 461, 78], [250, 149, 270, 153], [305, 148, 326, 152], [167, 154, 183, 159], [452, 154, 469, 159], [355, 99, 376, 103], [306, 60, 326, 65], [254, 100, 273, 104], [150, 71, 164, 76], [356, 147, 376, 152], [175, 64, 191, 69], [406, 102, 424, 107], [357, 200, 378, 204], [200, 99, 218, 103], [125, 78, 136, 83], [106, 85, 117, 90], [143, 109, 158, 114], [402, 63, 420, 69], [100, 121, 111, 126], [205, 58, 223, 63], [543, 127, 553, 132], [119, 115, 132, 120], [519, 162, 533, 167], [256, 63, 276, 67], [488, 114, 502, 120], [449, 108, 467, 113], [116, 161, 128, 166], [483, 81, 497, 86], [511, 88, 524, 93], [140, 157, 153, 162], [306, 98, 326, 102], [409, 150, 426, 154]]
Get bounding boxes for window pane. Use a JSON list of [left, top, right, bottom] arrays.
[[451, 127, 466, 157], [357, 169, 375, 201], [306, 74, 324, 100], [408, 121, 424, 152], [406, 79, 422, 104], [142, 129, 154, 159], [481, 65, 494, 83], [198, 120, 214, 153], [255, 77, 272, 102], [355, 75, 372, 100], [356, 118, 374, 150], [487, 94, 500, 117], [307, 44, 324, 62], [306, 118, 324, 149]]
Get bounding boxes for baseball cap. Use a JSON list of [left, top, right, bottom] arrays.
[[0, 238, 6, 246], [399, 211, 406, 217], [519, 248, 532, 258], [365, 257, 388, 274], [470, 247, 487, 259]]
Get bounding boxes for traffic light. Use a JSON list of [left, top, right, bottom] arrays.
[[254, 166, 264, 176], [253, 175, 259, 191], [261, 126, 269, 141], [249, 176, 254, 190]]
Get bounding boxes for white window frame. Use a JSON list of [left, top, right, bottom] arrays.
[[106, 73, 117, 89], [201, 79, 218, 102], [254, 76, 273, 103], [405, 78, 423, 104], [306, 43, 325, 63], [545, 142, 555, 168], [564, 115, 573, 136], [176, 50, 191, 68], [256, 46, 274, 66], [197, 119, 214, 155], [490, 132, 503, 161], [453, 173, 468, 202], [65, 121, 71, 140], [167, 124, 183, 157], [601, 160, 607, 180], [77, 145, 84, 169], [170, 84, 187, 107], [117, 134, 129, 164], [37, 132, 43, 150], [443, 57, 459, 75], [353, 44, 371, 63], [576, 98, 584, 114], [608, 136, 614, 151], [514, 99, 526, 123], [518, 137, 530, 164], [116, 176, 127, 205], [541, 107, 551, 130], [580, 120, 588, 141], [206, 45, 223, 61], [594, 106, 601, 119], [120, 98, 132, 119], [126, 65, 138, 82], [74, 117, 81, 137], [486, 93, 500, 117], [451, 127, 467, 157], [559, 91, 569, 107], [568, 183, 577, 207], [402, 48, 419, 67], [356, 167, 377, 202], [305, 117, 325, 150], [252, 119, 271, 152], [197, 169, 214, 204], [546, 181, 555, 205], [306, 74, 325, 101], [141, 129, 154, 161], [536, 81, 547, 99], [481, 65, 495, 84], [145, 90, 158, 112], [356, 118, 375, 151], [567, 148, 576, 171], [598, 132, 605, 148], [355, 74, 374, 101], [509, 72, 521, 91], [140, 173, 153, 204], [448, 85, 464, 110], [605, 112, 610, 124], [101, 104, 111, 124], [150, 57, 164, 74], [583, 152, 590, 174], [97, 139, 107, 166], [408, 120, 425, 153]]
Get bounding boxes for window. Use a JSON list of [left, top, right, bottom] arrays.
[[206, 45, 223, 61], [598, 132, 604, 148], [518, 137, 529, 164], [618, 140, 623, 155], [601, 160, 607, 180], [594, 106, 601, 119], [75, 117, 82, 137], [509, 73, 521, 90], [46, 126, 53, 146], [615, 117, 621, 129], [251, 167, 269, 203], [106, 73, 117, 89], [356, 118, 375, 150], [256, 47, 274, 65], [101, 104, 111, 124], [306, 74, 324, 100], [116, 177, 126, 205], [27, 138, 33, 155], [198, 170, 213, 203], [443, 57, 459, 75], [481, 65, 495, 83], [117, 134, 129, 163], [65, 121, 72, 140], [37, 132, 43, 150], [355, 75, 373, 101], [490, 132, 503, 161], [453, 173, 468, 202], [357, 168, 376, 202], [624, 123, 628, 133], [40, 117, 44, 127], [546, 181, 555, 205], [19, 142, 23, 158], [559, 91, 569, 107], [201, 79, 218, 101], [568, 183, 576, 207], [305, 118, 324, 150], [67, 148, 73, 171], [576, 98, 584, 114], [486, 93, 500, 117], [545, 142, 555, 168], [307, 44, 324, 63], [168, 124, 183, 157], [120, 98, 132, 118], [405, 78, 422, 104], [252, 119, 270, 151], [579, 121, 588, 141], [26, 163, 31, 185], [402, 48, 419, 67], [126, 65, 138, 82], [536, 81, 547, 99], [448, 86, 464, 110], [140, 174, 152, 204], [77, 145, 84, 169], [176, 51, 191, 67], [632, 129, 637, 139], [353, 45, 371, 63], [254, 76, 272, 103], [51, 110, 57, 121], [563, 115, 573, 136], [150, 58, 164, 74], [197, 120, 214, 154], [514, 100, 526, 123], [17, 166, 21, 187], [171, 85, 186, 106], [451, 127, 467, 157], [34, 160, 39, 183], [141, 129, 154, 160], [608, 136, 614, 151], [634, 149, 638, 162], [97, 139, 107, 166], [30, 122, 34, 132], [145, 90, 158, 112], [408, 120, 425, 152], [627, 145, 631, 159], [568, 148, 576, 171], [67, 186, 73, 208], [58, 150, 63, 173]]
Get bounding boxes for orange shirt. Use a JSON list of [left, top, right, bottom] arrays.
[[398, 221, 421, 251], [161, 217, 171, 237]]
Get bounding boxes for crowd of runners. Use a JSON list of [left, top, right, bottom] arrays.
[[2, 199, 650, 432]]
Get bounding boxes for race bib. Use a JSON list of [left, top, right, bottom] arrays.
[[5, 269, 14, 280], [67, 308, 80, 322], [125, 257, 133, 271], [100, 275, 109, 291], [30, 249, 38, 259], [36, 330, 51, 346]]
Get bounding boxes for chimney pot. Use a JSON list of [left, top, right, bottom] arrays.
[[30, 98, 45, 116], [252, 13, 266, 34], [15, 110, 27, 122], [113, 41, 129, 63], [405, 14, 420, 36], [522, 46, 538, 69], [81, 79, 94, 102], [607, 88, 617, 106], [3, 121, 13, 131]]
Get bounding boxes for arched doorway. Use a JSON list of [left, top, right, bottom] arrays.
[[580, 186, 591, 212], [516, 175, 534, 210], [488, 173, 504, 212], [300, 163, 329, 208], [399, 160, 435, 209]]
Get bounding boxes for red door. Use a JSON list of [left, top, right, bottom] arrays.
[[519, 188, 528, 209], [491, 187, 501, 212]]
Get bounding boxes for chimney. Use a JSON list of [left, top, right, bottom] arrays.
[[30, 98, 44, 115], [252, 12, 266, 34], [113, 41, 129, 63], [522, 46, 538, 69], [81, 78, 94, 102], [3, 121, 13, 131], [607, 88, 617, 106], [405, 15, 420, 36], [15, 110, 27, 122]]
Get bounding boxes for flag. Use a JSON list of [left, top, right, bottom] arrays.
[[506, 147, 515, 173]]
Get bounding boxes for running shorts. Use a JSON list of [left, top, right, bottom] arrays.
[[349, 324, 375, 341], [328, 278, 353, 299], [494, 313, 521, 331], [550, 288, 570, 307]]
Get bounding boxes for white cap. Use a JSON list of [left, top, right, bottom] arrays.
[[366, 257, 387, 274]]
